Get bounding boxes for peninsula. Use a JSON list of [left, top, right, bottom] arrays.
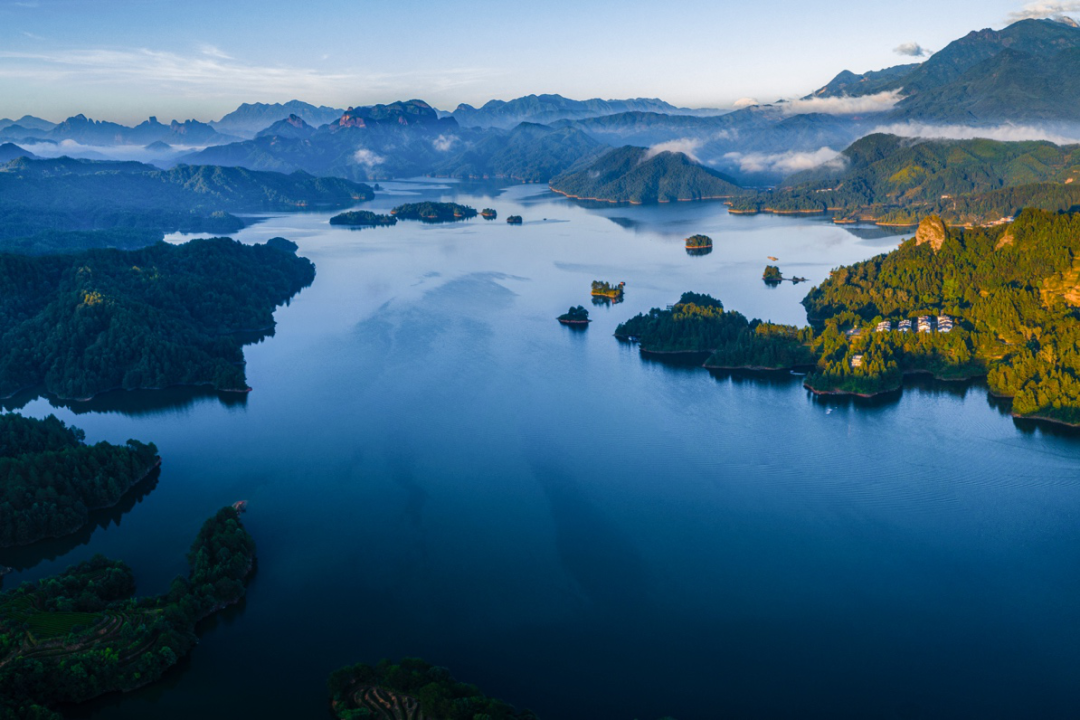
[[0, 413, 160, 547], [0, 507, 256, 719], [0, 236, 315, 401]]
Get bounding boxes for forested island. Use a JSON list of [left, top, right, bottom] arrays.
[[507, 215, 523, 224], [763, 265, 783, 284], [726, 133, 1080, 226], [616, 210, 1080, 425], [591, 280, 625, 300], [685, 235, 713, 249], [0, 236, 315, 401], [0, 413, 160, 547], [329, 657, 538, 720], [558, 306, 590, 325], [0, 507, 255, 719], [550, 146, 745, 204], [329, 210, 398, 227], [481, 208, 498, 219], [391, 202, 478, 222], [0, 156, 373, 254]]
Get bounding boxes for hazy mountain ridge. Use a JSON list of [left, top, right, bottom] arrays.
[[451, 93, 709, 129], [211, 100, 345, 138]]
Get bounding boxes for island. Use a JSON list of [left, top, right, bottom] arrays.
[[329, 210, 397, 227], [0, 507, 255, 719], [685, 234, 713, 249], [615, 211, 1080, 426], [558, 306, 590, 326], [481, 208, 498, 219], [506, 215, 523, 224], [549, 145, 746, 204], [763, 265, 783, 284], [0, 236, 315, 402], [390, 202, 478, 222], [591, 280, 625, 301], [0, 413, 160, 547], [329, 657, 538, 720]]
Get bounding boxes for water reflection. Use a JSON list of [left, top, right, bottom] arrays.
[[0, 469, 161, 578]]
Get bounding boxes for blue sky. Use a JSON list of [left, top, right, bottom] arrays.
[[0, 0, 1065, 123]]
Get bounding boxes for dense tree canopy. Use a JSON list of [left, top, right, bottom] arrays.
[[0, 413, 159, 547], [0, 237, 315, 400]]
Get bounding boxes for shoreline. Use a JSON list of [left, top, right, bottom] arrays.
[[0, 458, 162, 550], [548, 187, 737, 205]]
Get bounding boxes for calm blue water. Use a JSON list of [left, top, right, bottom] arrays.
[[4, 181, 1080, 719]]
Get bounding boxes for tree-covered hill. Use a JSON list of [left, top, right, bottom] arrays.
[[549, 146, 745, 203], [729, 133, 1080, 224], [0, 236, 315, 400], [0, 413, 160, 547]]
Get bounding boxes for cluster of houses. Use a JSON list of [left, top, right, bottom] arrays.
[[849, 315, 956, 369], [873, 315, 954, 334]]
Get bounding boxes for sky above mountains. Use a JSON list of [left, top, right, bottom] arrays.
[[0, 0, 1068, 123]]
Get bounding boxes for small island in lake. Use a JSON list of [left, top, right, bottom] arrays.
[[558, 306, 590, 325], [591, 280, 625, 301], [0, 507, 255, 719], [763, 265, 783, 284], [390, 202, 478, 222], [507, 215, 523, 224], [329, 210, 397, 227], [686, 234, 713, 249], [329, 657, 538, 720], [0, 413, 160, 547], [481, 208, 498, 219]]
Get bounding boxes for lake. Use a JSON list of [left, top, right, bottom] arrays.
[[4, 181, 1080, 719]]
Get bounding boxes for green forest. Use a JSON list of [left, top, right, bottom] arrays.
[[0, 413, 159, 547], [328, 657, 538, 720], [390, 202, 478, 222], [617, 210, 1080, 424], [727, 133, 1080, 225], [329, 210, 397, 227], [0, 507, 256, 719], [0, 236, 315, 400]]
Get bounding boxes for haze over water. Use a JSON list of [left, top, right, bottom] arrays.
[[4, 182, 1080, 719]]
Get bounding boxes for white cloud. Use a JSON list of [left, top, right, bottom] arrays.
[[732, 97, 760, 109], [872, 122, 1080, 144], [433, 134, 457, 152], [1007, 2, 1080, 22], [644, 138, 704, 162], [894, 42, 930, 57], [0, 47, 505, 110], [724, 147, 846, 175], [778, 90, 903, 115], [353, 147, 385, 168]]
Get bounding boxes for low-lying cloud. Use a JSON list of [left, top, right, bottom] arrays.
[[353, 147, 385, 168], [779, 90, 903, 116], [894, 42, 930, 57], [432, 134, 458, 152], [873, 122, 1080, 144], [724, 147, 846, 175], [1007, 1, 1080, 22], [644, 138, 704, 162], [19, 139, 207, 164]]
